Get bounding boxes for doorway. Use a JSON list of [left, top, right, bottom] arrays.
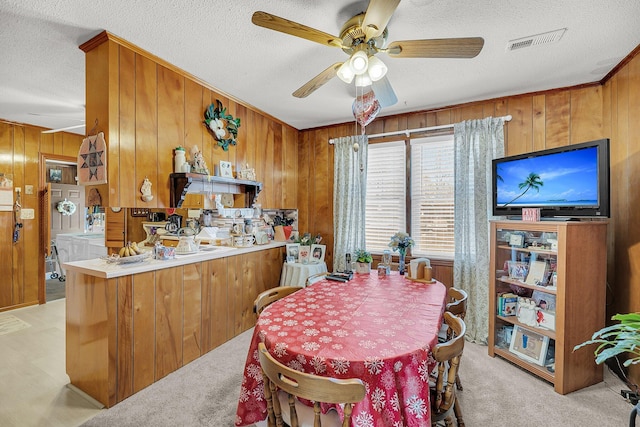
[[39, 154, 81, 303]]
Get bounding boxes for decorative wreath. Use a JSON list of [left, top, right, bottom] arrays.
[[203, 100, 241, 151], [56, 199, 77, 216]]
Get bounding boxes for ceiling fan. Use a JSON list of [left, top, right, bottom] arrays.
[[252, 0, 484, 107]]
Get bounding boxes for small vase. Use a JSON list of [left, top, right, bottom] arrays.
[[355, 262, 371, 274], [398, 251, 406, 275]]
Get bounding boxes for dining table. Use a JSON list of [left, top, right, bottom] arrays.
[[235, 271, 447, 427]]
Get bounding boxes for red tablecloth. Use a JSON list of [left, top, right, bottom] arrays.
[[235, 272, 447, 427]]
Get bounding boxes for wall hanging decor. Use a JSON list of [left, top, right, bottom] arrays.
[[56, 199, 77, 216], [140, 177, 153, 202], [203, 100, 241, 151], [78, 130, 107, 185]]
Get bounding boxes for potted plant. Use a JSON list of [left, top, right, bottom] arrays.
[[354, 249, 373, 274], [574, 313, 640, 416], [574, 312, 640, 366]]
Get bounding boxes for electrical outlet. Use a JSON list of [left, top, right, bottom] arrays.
[[25, 185, 34, 195], [21, 208, 35, 220]]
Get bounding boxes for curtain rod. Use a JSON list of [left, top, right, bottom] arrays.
[[329, 114, 512, 143]]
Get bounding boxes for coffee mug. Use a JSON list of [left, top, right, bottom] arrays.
[[233, 236, 244, 247], [243, 234, 255, 246]]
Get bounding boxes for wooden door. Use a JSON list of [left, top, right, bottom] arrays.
[[50, 183, 86, 239]]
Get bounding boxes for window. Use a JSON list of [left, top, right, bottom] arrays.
[[365, 134, 455, 258]]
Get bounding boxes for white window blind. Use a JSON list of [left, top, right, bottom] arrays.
[[365, 141, 406, 251], [410, 135, 455, 257]]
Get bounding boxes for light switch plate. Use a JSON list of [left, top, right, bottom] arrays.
[[25, 185, 34, 195]]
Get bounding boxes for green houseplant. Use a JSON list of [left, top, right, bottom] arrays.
[[354, 249, 373, 274], [574, 312, 640, 367], [574, 313, 640, 419]]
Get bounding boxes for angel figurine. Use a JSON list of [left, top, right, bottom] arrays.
[[141, 177, 153, 202], [191, 145, 210, 175]]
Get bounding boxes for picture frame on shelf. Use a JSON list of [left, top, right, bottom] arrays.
[[507, 261, 528, 281], [509, 325, 550, 366], [310, 244, 325, 264], [286, 243, 300, 262], [219, 160, 233, 178], [525, 260, 547, 286], [298, 245, 311, 264]]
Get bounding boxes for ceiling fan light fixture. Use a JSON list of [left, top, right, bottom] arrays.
[[355, 73, 372, 87], [337, 61, 355, 84], [350, 50, 369, 75], [367, 56, 388, 81]]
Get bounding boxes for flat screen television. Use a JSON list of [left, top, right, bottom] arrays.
[[492, 138, 610, 219]]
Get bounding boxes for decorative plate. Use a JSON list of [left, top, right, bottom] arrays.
[[56, 199, 77, 216]]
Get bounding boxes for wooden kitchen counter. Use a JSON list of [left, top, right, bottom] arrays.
[[64, 242, 286, 408]]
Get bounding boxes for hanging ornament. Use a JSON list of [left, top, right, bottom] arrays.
[[352, 90, 381, 133]]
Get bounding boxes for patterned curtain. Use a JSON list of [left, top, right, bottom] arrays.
[[453, 117, 505, 343], [333, 135, 368, 272]]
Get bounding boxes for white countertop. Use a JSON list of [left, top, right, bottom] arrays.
[[63, 241, 286, 279]]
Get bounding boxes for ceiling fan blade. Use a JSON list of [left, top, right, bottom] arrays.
[[252, 11, 343, 48], [372, 76, 398, 108], [362, 0, 400, 40], [386, 37, 484, 58], [293, 62, 343, 98]]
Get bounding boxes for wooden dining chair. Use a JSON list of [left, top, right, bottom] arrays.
[[431, 312, 466, 427], [305, 271, 329, 287], [258, 342, 366, 427], [438, 287, 468, 388], [254, 286, 300, 316]]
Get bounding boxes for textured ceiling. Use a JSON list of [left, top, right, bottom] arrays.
[[1, 0, 640, 135]]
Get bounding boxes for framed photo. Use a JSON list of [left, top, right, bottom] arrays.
[[310, 244, 326, 264], [49, 168, 62, 183], [219, 160, 233, 178], [298, 245, 311, 264], [509, 325, 550, 366], [525, 260, 547, 286], [507, 261, 529, 281], [286, 243, 300, 262]]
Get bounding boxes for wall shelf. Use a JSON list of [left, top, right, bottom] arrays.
[[169, 173, 262, 208]]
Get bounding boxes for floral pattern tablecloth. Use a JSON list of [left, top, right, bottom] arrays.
[[235, 272, 447, 427]]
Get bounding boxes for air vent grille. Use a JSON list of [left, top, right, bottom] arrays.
[[507, 28, 567, 51]]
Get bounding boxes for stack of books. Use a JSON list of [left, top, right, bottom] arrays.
[[497, 292, 518, 316]]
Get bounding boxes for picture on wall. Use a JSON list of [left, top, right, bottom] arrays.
[[49, 169, 62, 183], [78, 132, 107, 185]]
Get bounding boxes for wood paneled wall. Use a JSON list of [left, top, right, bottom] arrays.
[[81, 31, 299, 212], [66, 247, 283, 407], [0, 121, 84, 311], [297, 48, 636, 332], [603, 52, 640, 318]]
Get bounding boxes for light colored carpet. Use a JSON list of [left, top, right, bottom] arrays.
[[0, 314, 31, 336], [81, 328, 255, 427], [457, 340, 631, 426], [79, 328, 634, 426]]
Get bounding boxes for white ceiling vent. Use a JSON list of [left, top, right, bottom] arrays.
[[507, 28, 567, 51]]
